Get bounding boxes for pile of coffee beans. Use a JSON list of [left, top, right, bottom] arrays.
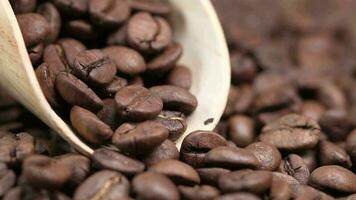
[[0, 0, 355, 199]]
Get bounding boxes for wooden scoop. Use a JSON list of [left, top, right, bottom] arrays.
[[0, 0, 230, 156]]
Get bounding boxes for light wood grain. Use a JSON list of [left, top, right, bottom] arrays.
[[0, 0, 230, 155]]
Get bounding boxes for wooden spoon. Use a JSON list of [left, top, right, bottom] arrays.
[[0, 0, 230, 156]]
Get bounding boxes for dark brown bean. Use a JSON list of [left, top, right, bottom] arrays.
[[89, 0, 130, 28], [166, 66, 192, 90], [56, 72, 103, 112], [196, 168, 231, 187], [65, 20, 99, 41], [319, 110, 354, 142], [115, 85, 163, 121], [150, 85, 197, 114], [300, 100, 325, 122], [278, 154, 310, 184], [153, 110, 187, 141], [0, 132, 35, 164], [112, 121, 168, 155], [57, 38, 87, 66], [228, 115, 255, 147], [178, 185, 220, 200], [37, 3, 61, 44], [28, 42, 44, 65], [269, 178, 291, 200], [319, 140, 352, 168], [143, 139, 179, 166], [246, 142, 281, 171], [100, 76, 128, 98], [97, 99, 119, 130], [230, 52, 257, 84], [149, 159, 200, 185], [147, 42, 183, 73], [16, 13, 49, 47], [43, 44, 68, 75], [92, 148, 145, 176], [70, 106, 113, 144]]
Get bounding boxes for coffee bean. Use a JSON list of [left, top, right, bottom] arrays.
[[228, 115, 255, 147], [57, 38, 87, 66], [216, 192, 261, 200], [300, 100, 325, 122], [22, 154, 72, 188], [319, 110, 354, 142], [72, 49, 117, 86], [143, 139, 179, 166], [28, 42, 44, 65], [260, 114, 320, 151], [0, 163, 16, 197], [319, 140, 352, 168], [180, 131, 227, 167], [55, 154, 90, 186], [230, 52, 257, 84], [10, 0, 37, 14], [107, 24, 127, 46], [246, 142, 281, 171], [272, 172, 300, 185], [100, 76, 128, 98], [17, 13, 49, 47], [103, 46, 146, 76], [178, 185, 220, 200], [97, 99, 119, 130], [154, 110, 187, 141], [53, 0, 88, 16], [147, 42, 183, 73], [278, 154, 310, 184], [74, 170, 130, 200], [36, 63, 61, 108], [70, 106, 113, 145], [130, 0, 172, 15], [196, 168, 231, 187], [37, 3, 61, 44], [65, 20, 99, 41], [92, 148, 145, 176], [318, 82, 346, 111], [204, 146, 260, 170], [166, 66, 192, 90], [112, 121, 168, 155], [269, 178, 291, 200], [56, 72, 103, 112], [150, 85, 197, 114], [291, 184, 334, 200], [43, 44, 68, 74], [0, 132, 35, 164], [346, 129, 356, 166], [127, 12, 172, 53], [115, 85, 163, 121], [132, 172, 179, 200], [309, 165, 356, 194], [300, 150, 318, 172], [149, 159, 200, 185], [89, 0, 130, 28], [219, 170, 272, 194]]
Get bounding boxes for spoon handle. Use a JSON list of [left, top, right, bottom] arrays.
[[0, 0, 93, 155]]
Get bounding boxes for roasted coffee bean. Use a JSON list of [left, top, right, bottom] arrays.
[[43, 44, 68, 74], [260, 114, 320, 151], [346, 129, 356, 166], [100, 76, 128, 98], [22, 154, 72, 188], [97, 99, 119, 130], [219, 170, 272, 194], [147, 42, 183, 73], [180, 131, 227, 167], [166, 66, 192, 90], [216, 192, 262, 200], [300, 100, 325, 122], [56, 72, 103, 112], [127, 12, 172, 53], [272, 172, 300, 186], [178, 185, 220, 200], [16, 13, 49, 47], [300, 150, 318, 172], [150, 85, 197, 114], [65, 20, 99, 41], [55, 153, 90, 186], [130, 0, 172, 15], [319, 110, 354, 142], [72, 49, 117, 86], [112, 121, 168, 155], [196, 168, 231, 187], [230, 52, 257, 84], [28, 42, 44, 65], [36, 63, 62, 108], [143, 139, 179, 166], [317, 82, 346, 111], [0, 132, 35, 164], [228, 115, 255, 147], [309, 165, 356, 194], [149, 159, 200, 185], [89, 0, 130, 28], [57, 38, 87, 66], [10, 0, 37, 14], [319, 140, 352, 168], [70, 106, 113, 145], [269, 178, 291, 200], [0, 163, 16, 197], [154, 110, 187, 141], [103, 46, 146, 76], [246, 142, 281, 171], [278, 154, 310, 184], [107, 24, 127, 46], [37, 3, 61, 44], [74, 170, 130, 200], [92, 148, 145, 176], [53, 0, 88, 16], [204, 146, 260, 170], [291, 184, 334, 200], [115, 85, 163, 121], [132, 172, 179, 200]]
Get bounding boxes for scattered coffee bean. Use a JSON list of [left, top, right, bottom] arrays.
[[228, 115, 255, 147], [154, 110, 187, 141], [246, 142, 281, 171], [55, 153, 90, 186], [89, 0, 130, 28], [36, 3, 61, 44], [196, 168, 231, 187], [0, 132, 35, 164], [319, 140, 352, 168], [143, 139, 179, 166], [166, 66, 192, 90], [16, 13, 49, 47], [278, 154, 310, 184]]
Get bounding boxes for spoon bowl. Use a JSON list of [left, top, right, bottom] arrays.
[[0, 0, 230, 155]]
